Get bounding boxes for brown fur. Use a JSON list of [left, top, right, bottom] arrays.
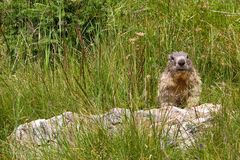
[[158, 52, 202, 108]]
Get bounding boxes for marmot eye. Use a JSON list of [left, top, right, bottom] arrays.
[[186, 55, 189, 59], [170, 56, 174, 60]]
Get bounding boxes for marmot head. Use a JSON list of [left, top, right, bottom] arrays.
[[167, 51, 194, 79]]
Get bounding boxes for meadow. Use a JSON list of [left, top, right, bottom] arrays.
[[0, 0, 240, 159]]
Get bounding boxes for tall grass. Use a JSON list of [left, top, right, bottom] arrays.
[[0, 0, 240, 159]]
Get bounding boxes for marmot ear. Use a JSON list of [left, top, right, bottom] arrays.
[[168, 54, 174, 61]]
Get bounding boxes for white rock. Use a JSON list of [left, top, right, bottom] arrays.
[[8, 103, 221, 150]]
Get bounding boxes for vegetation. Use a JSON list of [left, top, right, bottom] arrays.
[[0, 0, 240, 159]]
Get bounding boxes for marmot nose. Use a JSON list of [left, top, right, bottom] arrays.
[[178, 59, 185, 66]]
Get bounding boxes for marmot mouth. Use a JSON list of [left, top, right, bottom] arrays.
[[176, 68, 188, 71]]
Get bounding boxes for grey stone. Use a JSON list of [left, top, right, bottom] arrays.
[[8, 103, 221, 152]]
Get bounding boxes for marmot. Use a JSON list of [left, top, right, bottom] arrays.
[[158, 51, 202, 108]]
